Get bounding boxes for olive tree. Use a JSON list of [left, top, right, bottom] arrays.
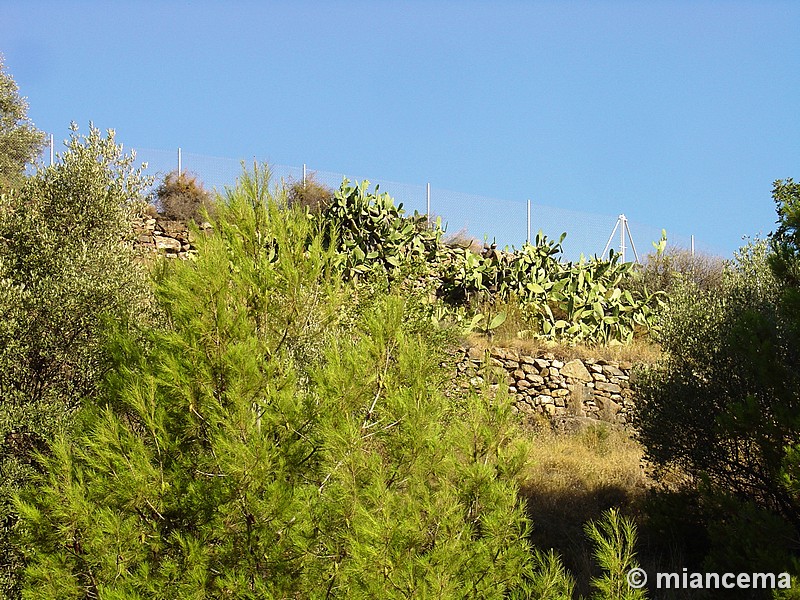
[[0, 56, 45, 193], [0, 124, 152, 599], [633, 180, 800, 574]]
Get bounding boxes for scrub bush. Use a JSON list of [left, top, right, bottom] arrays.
[[155, 170, 213, 221]]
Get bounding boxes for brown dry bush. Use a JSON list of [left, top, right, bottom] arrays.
[[633, 247, 725, 295], [285, 173, 333, 214], [443, 227, 484, 254], [155, 170, 214, 222]]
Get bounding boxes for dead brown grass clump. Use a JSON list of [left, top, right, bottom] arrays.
[[443, 227, 484, 254]]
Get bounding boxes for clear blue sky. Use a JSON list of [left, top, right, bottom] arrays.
[[3, 1, 798, 257]]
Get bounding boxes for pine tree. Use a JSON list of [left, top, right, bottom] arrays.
[[16, 165, 563, 598]]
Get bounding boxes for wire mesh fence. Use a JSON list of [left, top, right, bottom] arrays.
[[37, 135, 718, 262]]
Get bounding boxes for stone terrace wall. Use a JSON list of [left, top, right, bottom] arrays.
[[132, 216, 212, 259], [456, 346, 636, 427]]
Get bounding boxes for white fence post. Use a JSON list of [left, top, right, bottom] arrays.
[[49, 134, 54, 166], [527, 199, 531, 244], [303, 163, 307, 186], [426, 183, 431, 221], [178, 147, 182, 176]]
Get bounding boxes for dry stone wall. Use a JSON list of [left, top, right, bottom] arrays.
[[456, 346, 636, 427], [132, 215, 212, 259]]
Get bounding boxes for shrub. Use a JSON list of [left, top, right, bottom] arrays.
[[633, 233, 800, 574], [437, 233, 664, 344], [0, 56, 46, 194], [155, 170, 213, 221], [285, 171, 333, 213], [443, 227, 484, 254], [585, 509, 646, 600], [0, 123, 153, 599], [629, 246, 725, 298], [319, 179, 441, 282]]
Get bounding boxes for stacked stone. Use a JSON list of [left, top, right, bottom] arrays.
[[131, 216, 212, 259], [456, 346, 635, 426]]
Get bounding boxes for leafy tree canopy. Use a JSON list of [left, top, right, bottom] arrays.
[[0, 56, 45, 193]]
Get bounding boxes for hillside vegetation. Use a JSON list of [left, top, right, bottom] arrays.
[[0, 65, 798, 597]]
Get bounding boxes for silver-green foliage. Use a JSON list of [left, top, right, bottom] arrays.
[[0, 56, 45, 193], [0, 124, 152, 599]]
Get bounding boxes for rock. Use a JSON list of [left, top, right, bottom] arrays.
[[154, 235, 182, 252], [595, 381, 622, 394], [567, 384, 591, 417], [598, 397, 622, 420], [525, 373, 544, 386], [560, 359, 593, 382], [602, 364, 625, 378], [467, 346, 484, 361], [157, 219, 187, 236], [551, 359, 565, 369]]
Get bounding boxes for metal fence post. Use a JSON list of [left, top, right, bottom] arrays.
[[426, 183, 431, 221], [526, 199, 531, 244]]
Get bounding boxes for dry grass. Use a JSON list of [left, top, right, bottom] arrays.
[[465, 331, 663, 364], [516, 423, 698, 598], [518, 422, 648, 596]]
